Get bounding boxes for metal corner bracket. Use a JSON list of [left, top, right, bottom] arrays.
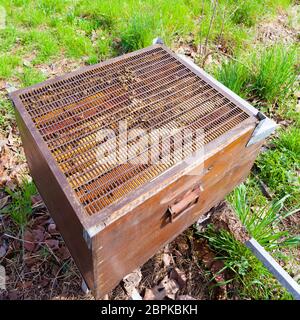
[[246, 112, 277, 147], [83, 229, 92, 250]]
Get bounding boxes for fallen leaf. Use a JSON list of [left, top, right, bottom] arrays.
[[48, 223, 59, 235], [24, 230, 36, 252], [24, 254, 39, 267], [0, 80, 5, 90], [31, 228, 45, 246], [123, 269, 142, 295], [57, 246, 71, 260], [31, 194, 44, 208], [162, 276, 180, 299], [130, 288, 143, 300], [145, 275, 181, 300], [177, 295, 196, 300], [143, 284, 166, 300], [0, 195, 9, 209], [5, 179, 16, 191], [0, 243, 7, 258], [170, 268, 186, 290], [162, 253, 172, 267], [45, 239, 59, 250], [22, 281, 33, 289], [8, 290, 18, 300], [40, 277, 50, 287]]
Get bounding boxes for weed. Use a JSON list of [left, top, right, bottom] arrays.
[[56, 26, 94, 58], [20, 67, 47, 87], [215, 59, 251, 98], [228, 184, 299, 250], [275, 126, 300, 158], [119, 15, 154, 53], [257, 127, 300, 208], [0, 55, 21, 79], [250, 45, 297, 104], [203, 225, 291, 299], [21, 30, 59, 64], [231, 0, 259, 27], [1, 180, 37, 228], [0, 27, 18, 53], [0, 100, 14, 129]]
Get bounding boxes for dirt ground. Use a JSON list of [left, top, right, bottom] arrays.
[[0, 195, 242, 300]]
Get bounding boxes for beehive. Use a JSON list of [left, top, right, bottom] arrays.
[[10, 45, 274, 298]]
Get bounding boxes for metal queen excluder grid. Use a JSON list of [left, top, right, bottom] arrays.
[[14, 46, 250, 216]]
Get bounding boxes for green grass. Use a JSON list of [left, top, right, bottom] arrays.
[[199, 182, 299, 299], [1, 0, 293, 68], [119, 14, 155, 53], [250, 45, 297, 105], [0, 55, 21, 79], [215, 44, 298, 107], [228, 184, 300, 250], [202, 226, 292, 299], [275, 126, 300, 158], [257, 127, 300, 208], [0, 27, 18, 53], [215, 60, 251, 98], [0, 100, 14, 129], [230, 0, 259, 27], [20, 67, 47, 87], [21, 30, 59, 64], [0, 180, 37, 228]]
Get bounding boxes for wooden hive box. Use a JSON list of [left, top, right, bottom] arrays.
[[10, 45, 276, 298]]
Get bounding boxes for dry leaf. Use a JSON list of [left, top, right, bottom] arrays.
[[24, 230, 36, 252], [48, 223, 59, 235], [45, 239, 59, 250], [123, 269, 142, 295], [170, 268, 186, 290], [162, 253, 172, 267], [0, 195, 9, 209], [177, 295, 196, 300], [130, 288, 143, 300], [143, 284, 166, 300], [0, 243, 7, 258], [57, 246, 71, 260], [31, 194, 44, 208], [160, 275, 180, 300]]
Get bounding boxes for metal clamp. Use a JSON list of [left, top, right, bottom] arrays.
[[247, 112, 277, 147]]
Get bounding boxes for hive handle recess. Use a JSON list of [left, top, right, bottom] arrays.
[[168, 185, 201, 222]]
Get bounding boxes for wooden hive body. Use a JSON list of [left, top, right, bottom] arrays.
[[10, 45, 274, 298]]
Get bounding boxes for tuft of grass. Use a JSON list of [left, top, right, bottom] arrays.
[[0, 55, 21, 79], [200, 182, 298, 300], [231, 0, 259, 27], [20, 67, 47, 87], [0, 100, 14, 129], [215, 59, 251, 98], [216, 44, 297, 106], [228, 184, 299, 250], [119, 15, 154, 53], [257, 127, 300, 208], [21, 30, 59, 64], [275, 127, 300, 158], [250, 45, 297, 104], [56, 26, 94, 58], [0, 27, 18, 53], [1, 180, 37, 228], [203, 225, 292, 299]]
